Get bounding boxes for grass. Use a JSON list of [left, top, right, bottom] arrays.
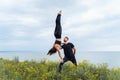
[[0, 57, 120, 80]]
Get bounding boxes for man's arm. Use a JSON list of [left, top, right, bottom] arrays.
[[73, 47, 76, 55], [70, 43, 76, 55]]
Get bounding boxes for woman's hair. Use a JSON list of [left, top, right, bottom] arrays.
[[47, 47, 57, 55]]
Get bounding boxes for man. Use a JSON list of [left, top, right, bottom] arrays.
[[58, 36, 77, 73]]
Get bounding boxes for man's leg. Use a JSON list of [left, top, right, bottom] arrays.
[[70, 57, 77, 66], [58, 57, 68, 73]]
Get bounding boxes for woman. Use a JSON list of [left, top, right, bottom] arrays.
[[47, 10, 63, 62]]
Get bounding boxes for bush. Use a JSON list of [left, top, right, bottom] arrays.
[[0, 58, 119, 80]]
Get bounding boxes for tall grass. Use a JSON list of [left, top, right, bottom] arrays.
[[0, 58, 119, 80]]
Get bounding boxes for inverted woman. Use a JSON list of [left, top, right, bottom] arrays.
[[47, 10, 63, 62]]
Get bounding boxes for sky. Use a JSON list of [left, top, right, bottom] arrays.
[[0, 0, 120, 52]]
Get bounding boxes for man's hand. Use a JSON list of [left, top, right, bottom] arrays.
[[73, 47, 76, 55]]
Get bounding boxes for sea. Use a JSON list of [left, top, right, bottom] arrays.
[[0, 51, 120, 68]]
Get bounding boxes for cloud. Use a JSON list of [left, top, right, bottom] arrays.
[[15, 15, 41, 27], [85, 38, 120, 51], [62, 0, 120, 40], [11, 29, 27, 37], [0, 0, 14, 7], [0, 40, 29, 47], [103, 0, 120, 16], [63, 17, 120, 38], [0, 0, 120, 51], [0, 9, 41, 27], [34, 27, 53, 38], [80, 8, 104, 22], [80, 0, 96, 6], [93, 45, 120, 51]]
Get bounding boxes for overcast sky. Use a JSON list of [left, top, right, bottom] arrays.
[[0, 0, 120, 52]]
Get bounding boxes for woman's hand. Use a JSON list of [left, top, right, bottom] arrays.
[[60, 58, 63, 63]]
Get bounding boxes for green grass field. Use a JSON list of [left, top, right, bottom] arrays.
[[0, 57, 120, 80]]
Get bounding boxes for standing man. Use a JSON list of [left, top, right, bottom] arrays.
[[58, 36, 77, 73]]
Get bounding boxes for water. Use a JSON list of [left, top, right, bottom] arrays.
[[0, 51, 120, 68]]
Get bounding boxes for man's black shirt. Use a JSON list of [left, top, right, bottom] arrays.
[[62, 42, 75, 58]]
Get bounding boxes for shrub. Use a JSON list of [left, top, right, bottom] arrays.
[[0, 58, 119, 80]]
